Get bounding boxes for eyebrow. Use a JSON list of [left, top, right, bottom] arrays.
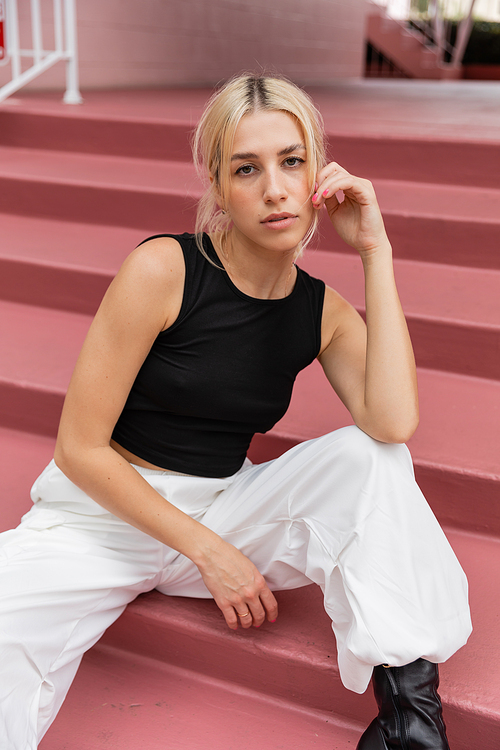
[[231, 143, 306, 161]]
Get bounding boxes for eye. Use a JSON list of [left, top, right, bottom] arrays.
[[283, 156, 305, 168], [235, 164, 256, 176]]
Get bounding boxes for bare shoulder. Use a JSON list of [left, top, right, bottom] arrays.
[[119, 236, 185, 288], [319, 284, 365, 356], [103, 236, 186, 332]]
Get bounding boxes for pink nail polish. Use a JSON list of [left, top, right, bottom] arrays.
[[312, 192, 318, 202], [322, 189, 329, 197]]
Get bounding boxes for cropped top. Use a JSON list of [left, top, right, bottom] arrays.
[[112, 233, 325, 477]]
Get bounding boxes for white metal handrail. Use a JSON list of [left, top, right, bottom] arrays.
[[0, 0, 82, 103]]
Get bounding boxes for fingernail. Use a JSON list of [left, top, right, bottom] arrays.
[[322, 189, 329, 197], [270, 619, 277, 623], [312, 192, 318, 202]]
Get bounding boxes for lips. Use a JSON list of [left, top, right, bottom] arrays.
[[261, 213, 298, 230], [261, 212, 296, 224]]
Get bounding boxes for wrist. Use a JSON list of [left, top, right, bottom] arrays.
[[359, 239, 393, 269], [186, 526, 226, 571]]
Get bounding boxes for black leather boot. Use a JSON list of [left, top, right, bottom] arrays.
[[356, 659, 450, 749]]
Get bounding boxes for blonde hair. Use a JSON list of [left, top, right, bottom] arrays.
[[192, 73, 327, 262]]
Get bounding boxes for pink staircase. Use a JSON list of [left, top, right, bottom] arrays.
[[366, 5, 461, 80], [0, 88, 499, 749]]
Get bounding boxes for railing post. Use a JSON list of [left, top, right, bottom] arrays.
[[53, 0, 63, 54], [451, 0, 477, 69], [6, 0, 20, 79], [428, 0, 446, 62], [30, 0, 43, 65], [63, 0, 82, 103]]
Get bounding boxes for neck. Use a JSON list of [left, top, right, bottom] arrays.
[[213, 230, 299, 300]]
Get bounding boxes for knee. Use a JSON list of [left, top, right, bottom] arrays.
[[323, 425, 412, 475]]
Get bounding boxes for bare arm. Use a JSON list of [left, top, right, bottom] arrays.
[[54, 237, 278, 629], [314, 164, 419, 443]]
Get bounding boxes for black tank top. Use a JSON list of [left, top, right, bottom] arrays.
[[112, 233, 325, 477]]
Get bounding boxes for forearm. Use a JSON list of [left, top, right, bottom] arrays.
[[54, 441, 222, 568], [54, 439, 278, 628], [360, 241, 419, 443]]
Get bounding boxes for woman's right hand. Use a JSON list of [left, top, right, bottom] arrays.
[[196, 536, 278, 630]]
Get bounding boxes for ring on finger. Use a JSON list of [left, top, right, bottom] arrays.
[[237, 611, 251, 618]]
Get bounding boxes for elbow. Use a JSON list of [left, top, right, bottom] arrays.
[[54, 431, 90, 481], [382, 424, 418, 445], [53, 437, 75, 478], [377, 413, 419, 444], [358, 409, 419, 445]]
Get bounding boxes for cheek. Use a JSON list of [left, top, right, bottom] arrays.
[[289, 171, 312, 198], [227, 185, 257, 214]]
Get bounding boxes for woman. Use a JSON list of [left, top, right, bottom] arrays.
[[0, 74, 471, 749]]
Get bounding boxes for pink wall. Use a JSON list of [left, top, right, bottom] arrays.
[[0, 0, 367, 91]]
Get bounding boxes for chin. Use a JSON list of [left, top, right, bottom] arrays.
[[261, 223, 309, 249], [261, 234, 303, 255]]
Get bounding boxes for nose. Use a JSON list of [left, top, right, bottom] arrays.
[[263, 167, 287, 204]]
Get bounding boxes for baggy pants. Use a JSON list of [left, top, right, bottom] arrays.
[[0, 426, 472, 749]]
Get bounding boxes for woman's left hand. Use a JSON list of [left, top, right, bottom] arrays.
[[312, 163, 388, 258]]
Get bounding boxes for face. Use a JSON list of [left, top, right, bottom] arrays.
[[223, 109, 314, 256]]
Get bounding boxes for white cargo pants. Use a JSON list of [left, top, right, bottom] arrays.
[[0, 426, 472, 749]]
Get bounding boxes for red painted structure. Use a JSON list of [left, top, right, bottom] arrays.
[[0, 82, 499, 748], [0, 2, 5, 61]]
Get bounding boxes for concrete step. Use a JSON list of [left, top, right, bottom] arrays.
[[2, 90, 500, 189], [0, 426, 55, 532], [34, 530, 500, 750], [260, 364, 500, 534], [38, 644, 363, 750], [0, 300, 498, 536], [319, 178, 500, 269], [302, 250, 500, 381], [1, 147, 499, 267], [251, 361, 500, 537], [0, 213, 145, 313], [328, 132, 500, 191], [0, 107, 194, 164], [0, 146, 198, 232], [0, 214, 498, 379], [0, 300, 91, 435]]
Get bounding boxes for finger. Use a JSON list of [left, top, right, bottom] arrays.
[[312, 184, 342, 211], [219, 602, 240, 630], [312, 165, 350, 209], [316, 161, 349, 185], [260, 587, 279, 623], [235, 607, 254, 629], [314, 162, 368, 196], [315, 175, 374, 210], [316, 173, 353, 205], [245, 596, 266, 628], [235, 593, 274, 629]]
